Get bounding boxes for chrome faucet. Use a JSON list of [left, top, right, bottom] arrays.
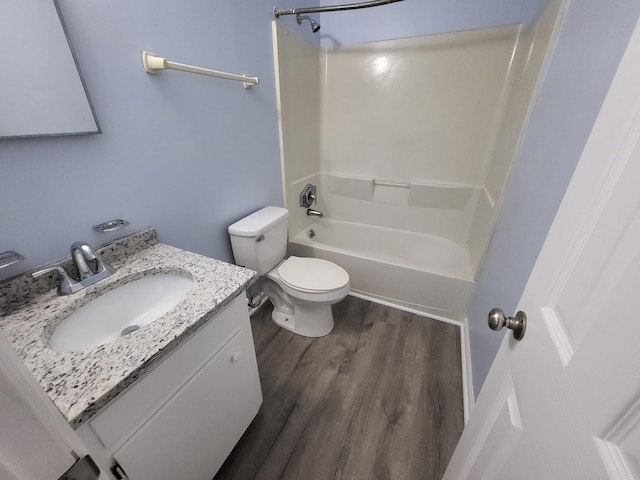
[[70, 241, 115, 280], [32, 241, 116, 295], [300, 184, 323, 217]]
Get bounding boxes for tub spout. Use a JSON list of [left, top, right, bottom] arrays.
[[307, 208, 323, 218]]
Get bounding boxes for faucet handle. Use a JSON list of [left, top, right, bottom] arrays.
[[32, 265, 79, 295], [32, 265, 70, 279], [299, 184, 318, 208]]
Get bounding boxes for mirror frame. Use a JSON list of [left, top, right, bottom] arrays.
[[0, 0, 101, 139]]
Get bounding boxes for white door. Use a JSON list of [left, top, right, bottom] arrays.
[[0, 333, 89, 479], [444, 17, 640, 480]]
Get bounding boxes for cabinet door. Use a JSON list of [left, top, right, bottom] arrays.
[[112, 326, 262, 480], [88, 300, 242, 450]]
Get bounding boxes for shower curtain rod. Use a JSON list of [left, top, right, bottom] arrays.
[[274, 0, 405, 18]]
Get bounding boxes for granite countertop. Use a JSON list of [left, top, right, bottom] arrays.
[[0, 231, 256, 428]]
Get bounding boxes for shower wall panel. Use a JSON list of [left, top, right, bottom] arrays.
[[320, 26, 520, 186], [481, 0, 567, 205], [468, 0, 567, 272], [318, 172, 478, 239], [273, 24, 322, 237]]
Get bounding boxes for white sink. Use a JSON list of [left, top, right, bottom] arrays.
[[49, 273, 193, 352]]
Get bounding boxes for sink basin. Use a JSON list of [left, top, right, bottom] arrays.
[[49, 273, 193, 352]]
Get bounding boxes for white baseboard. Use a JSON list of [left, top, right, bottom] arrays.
[[460, 317, 475, 423]]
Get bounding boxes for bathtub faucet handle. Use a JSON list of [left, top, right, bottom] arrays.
[[299, 184, 318, 208]]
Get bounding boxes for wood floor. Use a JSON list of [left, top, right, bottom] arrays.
[[214, 296, 464, 480]]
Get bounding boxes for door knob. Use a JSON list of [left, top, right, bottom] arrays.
[[488, 308, 527, 341]]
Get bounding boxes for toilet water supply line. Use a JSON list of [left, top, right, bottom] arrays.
[[247, 286, 266, 308]]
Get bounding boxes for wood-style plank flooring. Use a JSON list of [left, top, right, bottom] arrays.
[[214, 296, 463, 480]]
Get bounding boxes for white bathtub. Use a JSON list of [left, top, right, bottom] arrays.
[[288, 219, 475, 321]]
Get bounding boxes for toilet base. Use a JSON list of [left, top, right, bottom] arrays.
[[263, 279, 336, 337], [270, 302, 334, 338]]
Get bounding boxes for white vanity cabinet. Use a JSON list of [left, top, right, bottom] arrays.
[[76, 296, 262, 480]]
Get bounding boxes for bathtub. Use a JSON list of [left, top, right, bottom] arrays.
[[288, 219, 475, 321]]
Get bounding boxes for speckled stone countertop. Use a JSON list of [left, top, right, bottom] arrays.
[[0, 230, 256, 428]]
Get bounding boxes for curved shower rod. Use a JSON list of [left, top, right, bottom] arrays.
[[274, 0, 405, 18]]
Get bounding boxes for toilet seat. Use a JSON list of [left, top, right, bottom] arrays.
[[277, 256, 349, 293]]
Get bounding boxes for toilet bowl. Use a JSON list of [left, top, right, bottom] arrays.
[[228, 206, 350, 337], [263, 257, 350, 337]]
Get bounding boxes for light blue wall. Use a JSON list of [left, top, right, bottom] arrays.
[[0, 0, 284, 281], [469, 0, 640, 397], [316, 0, 539, 46]]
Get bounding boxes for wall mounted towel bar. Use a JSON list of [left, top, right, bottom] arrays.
[[141, 51, 259, 89]]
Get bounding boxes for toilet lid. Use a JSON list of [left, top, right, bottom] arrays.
[[278, 257, 349, 292]]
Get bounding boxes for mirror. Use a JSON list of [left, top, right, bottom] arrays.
[[0, 0, 100, 139]]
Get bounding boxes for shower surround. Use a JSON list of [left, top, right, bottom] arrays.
[[274, 0, 565, 320]]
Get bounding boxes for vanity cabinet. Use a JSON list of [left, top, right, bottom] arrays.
[[76, 296, 262, 480]]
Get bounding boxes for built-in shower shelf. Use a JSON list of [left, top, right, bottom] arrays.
[[326, 173, 476, 210]]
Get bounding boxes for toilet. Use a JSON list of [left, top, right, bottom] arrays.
[[228, 206, 350, 337]]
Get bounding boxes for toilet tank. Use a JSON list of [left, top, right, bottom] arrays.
[[228, 206, 289, 275]]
